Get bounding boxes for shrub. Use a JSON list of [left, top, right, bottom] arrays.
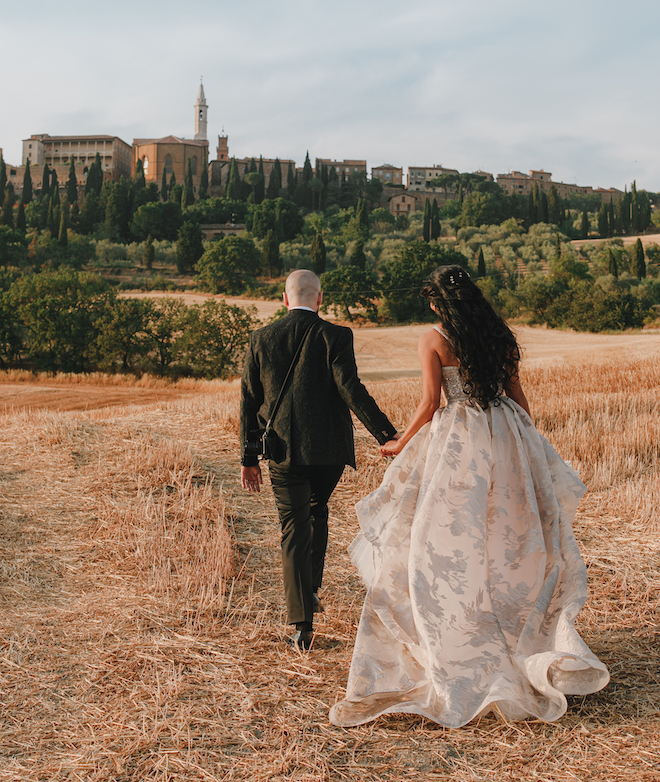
[[380, 241, 469, 322], [195, 236, 260, 294], [320, 267, 378, 321]]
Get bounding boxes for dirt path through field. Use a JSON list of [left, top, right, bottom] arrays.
[[0, 383, 198, 413]]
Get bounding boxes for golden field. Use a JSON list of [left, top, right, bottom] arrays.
[[0, 333, 659, 781]]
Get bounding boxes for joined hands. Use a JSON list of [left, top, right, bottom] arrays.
[[380, 434, 403, 458]]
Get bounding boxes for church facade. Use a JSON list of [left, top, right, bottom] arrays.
[[132, 85, 209, 194]]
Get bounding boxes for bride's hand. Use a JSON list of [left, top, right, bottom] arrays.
[[380, 438, 403, 458]]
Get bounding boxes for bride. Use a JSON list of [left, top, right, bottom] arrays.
[[330, 265, 609, 728]]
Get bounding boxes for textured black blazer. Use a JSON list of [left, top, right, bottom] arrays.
[[240, 309, 397, 468]]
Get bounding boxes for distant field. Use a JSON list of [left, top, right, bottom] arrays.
[[2, 322, 659, 410], [119, 290, 284, 320], [353, 323, 660, 380], [571, 232, 660, 251]]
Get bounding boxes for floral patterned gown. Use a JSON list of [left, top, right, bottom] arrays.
[[330, 362, 609, 728]]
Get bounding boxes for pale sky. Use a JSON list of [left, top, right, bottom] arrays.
[[2, 0, 659, 192]]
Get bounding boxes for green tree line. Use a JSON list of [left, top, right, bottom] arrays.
[[0, 268, 258, 377]]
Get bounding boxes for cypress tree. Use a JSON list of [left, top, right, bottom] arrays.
[[261, 229, 281, 277], [430, 198, 440, 240], [607, 198, 615, 238], [59, 199, 69, 247], [555, 234, 561, 260], [477, 247, 486, 278], [349, 238, 367, 270], [597, 203, 608, 237], [134, 157, 146, 190], [176, 221, 204, 273], [1, 192, 13, 227], [183, 159, 195, 205], [631, 181, 640, 234], [286, 162, 296, 197], [302, 152, 313, 184], [267, 158, 282, 199], [356, 198, 369, 232], [47, 195, 56, 236], [548, 185, 561, 225], [16, 200, 26, 232], [67, 157, 78, 204], [78, 192, 98, 234], [633, 238, 646, 278], [85, 153, 103, 196], [161, 168, 168, 201], [199, 163, 208, 199], [169, 171, 177, 190], [621, 189, 631, 234], [580, 210, 589, 239], [0, 152, 6, 204], [50, 174, 60, 211], [607, 248, 618, 279], [310, 231, 326, 275], [70, 201, 79, 231], [255, 156, 265, 204], [423, 198, 431, 242], [540, 190, 549, 223], [41, 162, 50, 198], [22, 159, 33, 204], [105, 178, 130, 241], [224, 158, 241, 200], [527, 190, 535, 226]]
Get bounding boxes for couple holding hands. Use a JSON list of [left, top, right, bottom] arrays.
[[240, 268, 608, 728]]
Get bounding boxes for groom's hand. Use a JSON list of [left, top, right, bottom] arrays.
[[380, 437, 403, 457], [241, 464, 263, 492]]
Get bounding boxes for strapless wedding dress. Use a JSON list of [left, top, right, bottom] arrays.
[[330, 365, 609, 728]]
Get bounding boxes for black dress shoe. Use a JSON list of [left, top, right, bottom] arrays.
[[313, 593, 325, 613], [287, 630, 313, 650]]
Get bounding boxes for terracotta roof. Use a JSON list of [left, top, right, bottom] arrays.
[[133, 135, 208, 147], [39, 135, 129, 143]]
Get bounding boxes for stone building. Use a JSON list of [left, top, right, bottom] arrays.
[[10, 134, 132, 196], [407, 165, 459, 192], [6, 134, 131, 197], [316, 159, 367, 177], [132, 135, 209, 194], [389, 192, 418, 217], [372, 164, 403, 186], [208, 130, 297, 196], [495, 169, 621, 202], [21, 133, 132, 180]]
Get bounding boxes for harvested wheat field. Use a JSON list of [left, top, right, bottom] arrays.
[[1, 350, 660, 780]]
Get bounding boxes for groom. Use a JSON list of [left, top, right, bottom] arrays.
[[240, 269, 397, 649]]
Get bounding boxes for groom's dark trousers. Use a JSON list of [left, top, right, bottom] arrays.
[[240, 309, 396, 626]]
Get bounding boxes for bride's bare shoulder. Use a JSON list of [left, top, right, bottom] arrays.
[[419, 325, 457, 364]]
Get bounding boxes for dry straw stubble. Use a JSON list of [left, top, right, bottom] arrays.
[[0, 355, 659, 780]]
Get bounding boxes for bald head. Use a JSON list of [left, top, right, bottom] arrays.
[[284, 269, 322, 310]]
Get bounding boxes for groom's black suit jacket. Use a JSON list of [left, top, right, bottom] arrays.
[[240, 309, 396, 469]]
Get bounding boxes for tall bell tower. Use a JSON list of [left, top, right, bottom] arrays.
[[194, 81, 208, 141]]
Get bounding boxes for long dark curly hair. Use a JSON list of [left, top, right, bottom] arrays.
[[420, 265, 521, 408]]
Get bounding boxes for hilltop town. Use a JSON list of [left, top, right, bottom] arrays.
[[2, 85, 625, 214]]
